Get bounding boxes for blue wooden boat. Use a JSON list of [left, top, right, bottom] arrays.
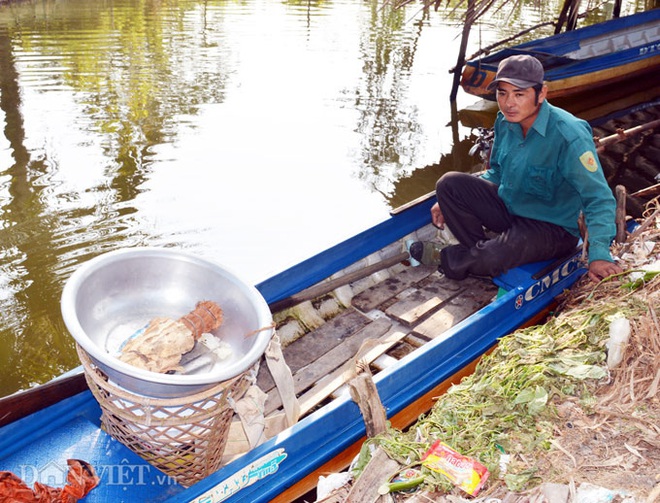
[[460, 9, 660, 103], [0, 192, 586, 502]]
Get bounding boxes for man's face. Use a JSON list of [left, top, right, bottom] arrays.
[[495, 82, 546, 132]]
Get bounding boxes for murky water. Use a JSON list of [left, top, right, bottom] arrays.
[[0, 0, 644, 397]]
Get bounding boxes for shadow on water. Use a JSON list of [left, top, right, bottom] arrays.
[[387, 118, 484, 210]]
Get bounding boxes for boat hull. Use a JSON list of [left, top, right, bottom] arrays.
[[175, 254, 585, 503], [0, 195, 586, 503], [460, 10, 660, 103]]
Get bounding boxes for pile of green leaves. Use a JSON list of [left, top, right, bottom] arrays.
[[373, 298, 640, 493]]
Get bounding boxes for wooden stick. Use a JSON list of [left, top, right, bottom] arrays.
[[595, 119, 660, 152], [619, 206, 660, 255], [628, 206, 660, 241], [348, 363, 387, 439], [630, 182, 660, 199], [344, 447, 399, 503], [615, 185, 627, 244], [269, 251, 410, 313], [390, 190, 435, 216], [348, 372, 387, 438]]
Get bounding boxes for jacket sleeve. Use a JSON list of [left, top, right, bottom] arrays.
[[560, 127, 616, 263]]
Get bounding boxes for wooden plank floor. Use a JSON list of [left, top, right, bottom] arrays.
[[259, 265, 498, 422], [220, 263, 499, 487]]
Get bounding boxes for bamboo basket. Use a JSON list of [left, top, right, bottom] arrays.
[[77, 344, 255, 487]]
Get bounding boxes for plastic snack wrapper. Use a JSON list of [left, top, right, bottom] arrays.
[[421, 441, 489, 496]]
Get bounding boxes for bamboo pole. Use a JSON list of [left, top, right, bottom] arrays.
[[631, 183, 660, 199], [595, 119, 660, 152], [268, 251, 411, 313]]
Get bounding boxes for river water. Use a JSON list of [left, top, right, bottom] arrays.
[[0, 0, 645, 397]]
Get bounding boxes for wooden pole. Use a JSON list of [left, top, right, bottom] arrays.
[[631, 183, 660, 199], [450, 0, 474, 103], [556, 0, 582, 33], [595, 119, 660, 152], [268, 251, 410, 313], [556, 0, 572, 33], [348, 362, 388, 439], [344, 447, 399, 503], [615, 185, 627, 244], [567, 0, 582, 31]]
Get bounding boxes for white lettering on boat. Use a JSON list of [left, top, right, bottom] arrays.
[[522, 256, 581, 305], [189, 449, 288, 503], [639, 42, 660, 55]]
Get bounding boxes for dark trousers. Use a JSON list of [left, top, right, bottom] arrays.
[[437, 172, 578, 280]]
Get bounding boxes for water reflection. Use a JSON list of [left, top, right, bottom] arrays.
[[0, 0, 646, 397], [355, 5, 421, 180], [0, 0, 449, 396]]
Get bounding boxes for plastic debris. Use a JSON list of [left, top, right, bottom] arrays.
[[0, 459, 99, 503], [496, 444, 511, 477], [378, 468, 425, 494], [316, 472, 352, 500], [421, 441, 489, 496], [606, 317, 631, 369], [575, 482, 633, 503]]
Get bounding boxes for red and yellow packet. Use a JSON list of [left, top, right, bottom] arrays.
[[421, 441, 489, 496]]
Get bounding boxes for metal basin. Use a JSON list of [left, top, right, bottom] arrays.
[[61, 248, 273, 398]]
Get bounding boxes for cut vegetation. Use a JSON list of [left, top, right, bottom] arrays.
[[328, 202, 660, 502]]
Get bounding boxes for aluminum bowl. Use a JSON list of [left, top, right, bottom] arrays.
[[61, 247, 273, 398]]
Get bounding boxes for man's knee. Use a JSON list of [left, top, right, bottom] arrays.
[[436, 171, 469, 197]]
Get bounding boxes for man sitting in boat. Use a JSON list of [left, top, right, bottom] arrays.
[[410, 54, 623, 283]]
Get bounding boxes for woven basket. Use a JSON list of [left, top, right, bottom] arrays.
[[77, 344, 255, 487]]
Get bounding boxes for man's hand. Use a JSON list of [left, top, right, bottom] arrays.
[[430, 202, 445, 229], [588, 259, 623, 282]]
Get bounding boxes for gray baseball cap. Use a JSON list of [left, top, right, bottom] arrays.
[[487, 54, 545, 90]]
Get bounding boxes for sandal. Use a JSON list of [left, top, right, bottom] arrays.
[[409, 241, 444, 266]]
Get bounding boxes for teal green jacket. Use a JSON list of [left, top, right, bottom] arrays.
[[482, 100, 616, 263]]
